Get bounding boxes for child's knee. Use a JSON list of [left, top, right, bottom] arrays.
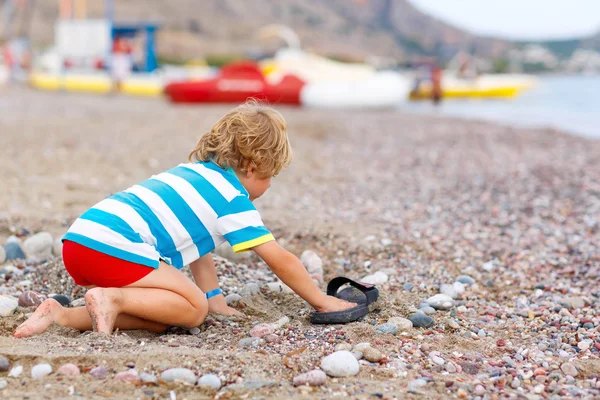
[[186, 295, 208, 328]]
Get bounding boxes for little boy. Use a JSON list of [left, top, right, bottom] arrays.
[[14, 101, 354, 337]]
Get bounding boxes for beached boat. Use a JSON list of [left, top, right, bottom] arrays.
[[28, 65, 214, 97], [164, 61, 305, 105], [262, 49, 411, 108], [409, 73, 536, 100]]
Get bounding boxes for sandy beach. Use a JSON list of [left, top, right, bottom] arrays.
[[1, 86, 599, 399]]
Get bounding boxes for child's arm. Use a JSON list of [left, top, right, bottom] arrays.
[[253, 241, 356, 312], [189, 254, 242, 316]]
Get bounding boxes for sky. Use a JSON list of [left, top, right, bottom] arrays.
[[407, 0, 600, 41]]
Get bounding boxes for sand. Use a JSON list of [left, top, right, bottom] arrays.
[[0, 86, 599, 399]]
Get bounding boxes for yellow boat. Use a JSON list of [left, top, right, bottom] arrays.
[[410, 73, 536, 100], [28, 65, 214, 97]]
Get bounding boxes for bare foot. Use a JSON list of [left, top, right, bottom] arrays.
[[13, 298, 64, 338], [85, 288, 121, 334]]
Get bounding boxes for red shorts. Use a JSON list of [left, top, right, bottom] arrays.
[[62, 240, 154, 287]]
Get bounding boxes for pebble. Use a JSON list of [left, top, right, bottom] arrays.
[[18, 291, 45, 307], [578, 340, 592, 351], [475, 385, 485, 395], [354, 342, 371, 352], [511, 378, 521, 388], [23, 232, 53, 259], [375, 323, 398, 335], [31, 363, 52, 379], [421, 306, 437, 315], [0, 295, 18, 317], [198, 374, 221, 389], [238, 337, 261, 348], [321, 351, 360, 377], [0, 379, 6, 390], [0, 245, 5, 264], [447, 319, 460, 329], [561, 296, 585, 309], [5, 240, 25, 261], [362, 347, 384, 363], [263, 334, 280, 344], [456, 275, 475, 285], [250, 323, 275, 338], [440, 283, 458, 299], [388, 317, 413, 331], [429, 352, 445, 366], [188, 327, 200, 335], [403, 282, 414, 291], [453, 281, 466, 295], [335, 343, 353, 351], [266, 282, 283, 293], [293, 370, 327, 387], [274, 316, 290, 328], [361, 271, 388, 285], [300, 250, 323, 274], [140, 372, 158, 383], [54, 363, 79, 376], [240, 283, 260, 296], [351, 350, 363, 360], [90, 366, 108, 379], [407, 378, 427, 393], [426, 294, 455, 310], [9, 365, 23, 377], [114, 369, 140, 383], [161, 368, 196, 385], [445, 363, 457, 373], [52, 238, 63, 257], [459, 361, 479, 375], [0, 356, 9, 372], [50, 294, 71, 307], [408, 313, 434, 328], [560, 362, 578, 377], [225, 293, 242, 304]]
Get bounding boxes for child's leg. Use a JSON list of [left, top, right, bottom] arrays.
[[14, 262, 207, 337], [14, 300, 168, 337]]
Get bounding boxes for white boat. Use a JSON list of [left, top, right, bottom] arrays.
[[263, 49, 411, 108]]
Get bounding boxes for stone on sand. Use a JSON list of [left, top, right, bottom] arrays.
[[198, 374, 221, 389], [321, 351, 360, 377], [293, 370, 327, 387], [0, 295, 18, 317], [161, 368, 196, 385], [300, 250, 323, 275], [56, 363, 80, 376], [23, 232, 53, 259], [31, 363, 52, 379], [427, 294, 455, 310]]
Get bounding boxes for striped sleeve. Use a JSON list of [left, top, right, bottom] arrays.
[[216, 195, 274, 253]]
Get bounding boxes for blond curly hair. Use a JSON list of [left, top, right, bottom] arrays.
[[189, 100, 292, 177]]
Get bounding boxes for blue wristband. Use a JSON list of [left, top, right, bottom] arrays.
[[206, 288, 223, 299]]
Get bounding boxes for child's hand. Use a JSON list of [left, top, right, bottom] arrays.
[[208, 296, 245, 317], [314, 295, 357, 313]]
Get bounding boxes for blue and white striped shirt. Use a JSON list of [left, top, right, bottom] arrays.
[[63, 161, 274, 269]]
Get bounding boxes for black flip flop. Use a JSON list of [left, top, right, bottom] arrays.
[[310, 277, 379, 324]]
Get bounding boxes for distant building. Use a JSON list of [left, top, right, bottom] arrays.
[[508, 45, 559, 72], [564, 49, 600, 74]]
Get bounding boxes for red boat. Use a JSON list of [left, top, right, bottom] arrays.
[[164, 61, 305, 105]]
